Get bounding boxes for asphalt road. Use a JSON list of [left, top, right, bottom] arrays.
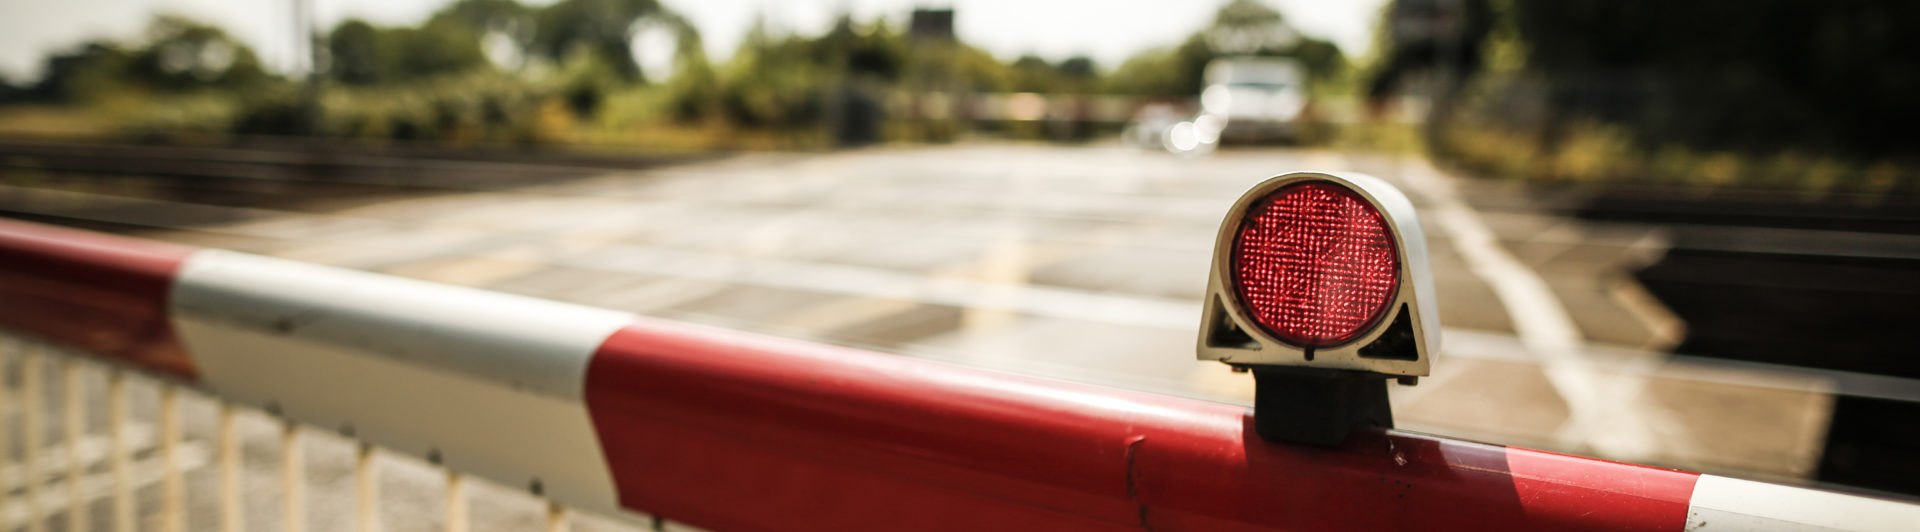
[[0, 141, 1900, 528]]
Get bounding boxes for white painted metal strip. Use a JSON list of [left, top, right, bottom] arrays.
[[1687, 474, 1920, 531], [169, 249, 635, 518], [170, 250, 632, 399]]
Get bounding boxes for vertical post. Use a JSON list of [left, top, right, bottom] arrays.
[[283, 421, 305, 532], [219, 404, 243, 532], [357, 442, 380, 532], [290, 0, 320, 136], [109, 370, 134, 532], [0, 340, 12, 521], [62, 360, 86, 532], [21, 347, 43, 532], [545, 502, 570, 532], [445, 471, 468, 532], [160, 385, 185, 532]]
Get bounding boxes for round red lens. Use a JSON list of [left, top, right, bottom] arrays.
[[1230, 181, 1399, 347]]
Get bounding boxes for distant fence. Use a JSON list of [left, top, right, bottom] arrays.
[[1, 217, 1916, 531]]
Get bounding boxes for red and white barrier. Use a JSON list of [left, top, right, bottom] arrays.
[[2, 217, 1915, 531]]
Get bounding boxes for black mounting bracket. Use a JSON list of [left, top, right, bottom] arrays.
[[1248, 366, 1395, 446]]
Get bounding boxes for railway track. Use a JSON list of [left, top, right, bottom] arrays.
[[1570, 184, 1920, 496]]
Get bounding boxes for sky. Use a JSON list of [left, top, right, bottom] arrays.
[[0, 0, 1389, 83]]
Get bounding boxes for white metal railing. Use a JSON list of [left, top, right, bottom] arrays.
[[1, 333, 682, 532]]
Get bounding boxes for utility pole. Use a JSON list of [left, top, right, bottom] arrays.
[[292, 0, 319, 138]]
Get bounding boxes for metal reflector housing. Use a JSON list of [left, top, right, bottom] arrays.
[[1198, 172, 1439, 377]]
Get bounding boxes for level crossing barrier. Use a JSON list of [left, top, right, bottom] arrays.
[[0, 217, 1915, 531]]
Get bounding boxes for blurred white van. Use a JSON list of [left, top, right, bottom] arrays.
[[1200, 57, 1309, 143]]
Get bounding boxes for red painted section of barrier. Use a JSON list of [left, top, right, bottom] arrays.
[[1503, 448, 1700, 530], [584, 317, 1700, 532], [0, 218, 198, 378]]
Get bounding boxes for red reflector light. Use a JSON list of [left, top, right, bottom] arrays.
[[1231, 181, 1399, 347]]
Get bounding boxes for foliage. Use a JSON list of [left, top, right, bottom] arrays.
[[532, 0, 688, 82], [433, 0, 537, 38], [316, 70, 563, 143], [326, 18, 489, 85], [7, 0, 1366, 148], [1105, 48, 1188, 97], [1509, 1, 1920, 159], [1366, 0, 1919, 191], [1106, 0, 1349, 97], [23, 16, 268, 103]]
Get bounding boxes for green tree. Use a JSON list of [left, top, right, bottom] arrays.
[[394, 18, 490, 77], [130, 16, 268, 91], [29, 16, 269, 102], [533, 0, 693, 82], [1107, 0, 1348, 97], [1007, 55, 1058, 92], [1204, 0, 1347, 84], [28, 42, 134, 102], [1057, 56, 1096, 79], [325, 20, 383, 85], [432, 0, 536, 35], [324, 17, 489, 85], [1509, 0, 1920, 158], [430, 0, 538, 69]]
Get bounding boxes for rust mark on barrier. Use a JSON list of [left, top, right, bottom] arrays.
[[1124, 434, 1151, 530]]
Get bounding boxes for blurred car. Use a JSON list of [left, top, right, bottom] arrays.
[[1125, 102, 1223, 156], [1200, 57, 1309, 144], [1124, 102, 1187, 149]]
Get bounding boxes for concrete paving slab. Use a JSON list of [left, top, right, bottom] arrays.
[[1395, 359, 1573, 446], [1639, 378, 1833, 478]]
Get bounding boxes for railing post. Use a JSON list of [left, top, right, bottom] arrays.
[[109, 369, 134, 532], [358, 442, 380, 532], [0, 339, 12, 524], [61, 359, 85, 532], [219, 403, 243, 532], [545, 501, 569, 532], [0, 340, 12, 522], [21, 347, 44, 532], [283, 420, 305, 532], [160, 385, 185, 532], [445, 471, 468, 532]]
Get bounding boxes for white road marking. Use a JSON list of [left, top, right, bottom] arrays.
[[1392, 157, 1661, 460], [1607, 271, 1687, 351]]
